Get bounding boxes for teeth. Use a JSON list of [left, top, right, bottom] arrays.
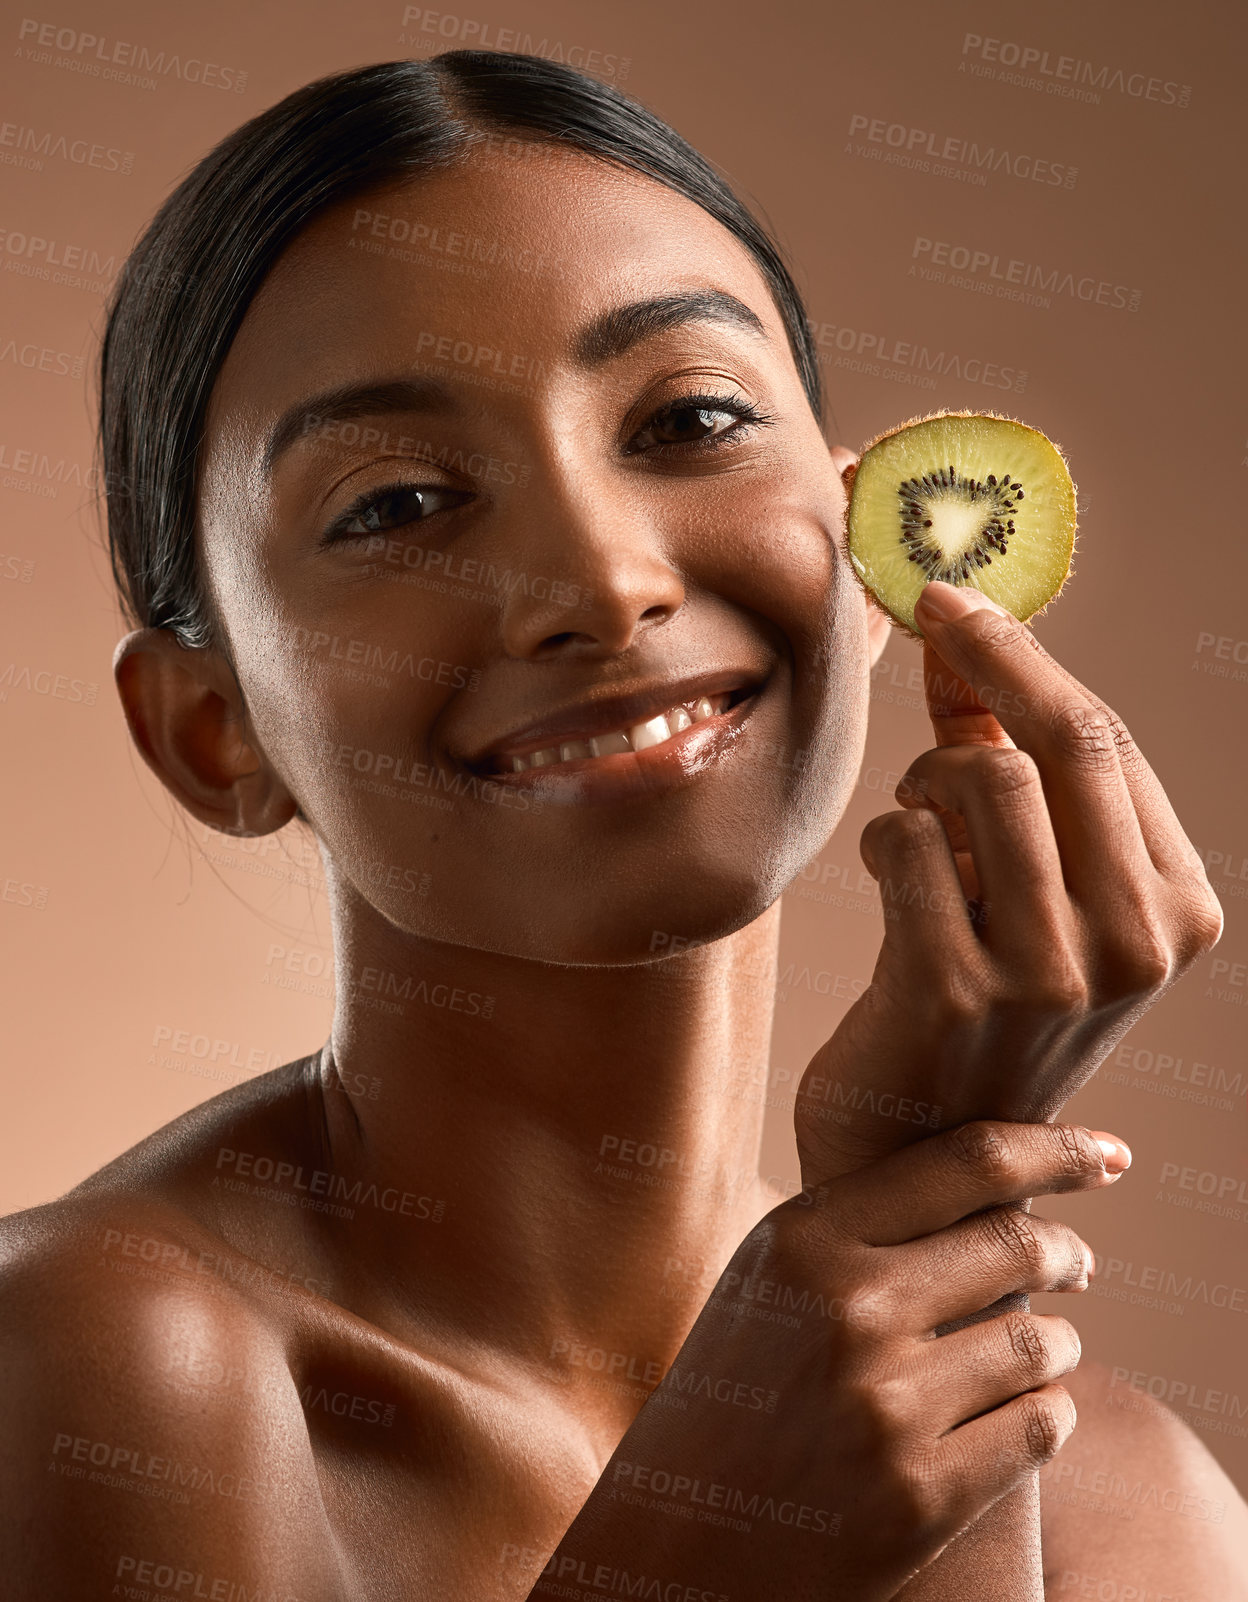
[[629, 714, 672, 751], [501, 692, 735, 772]]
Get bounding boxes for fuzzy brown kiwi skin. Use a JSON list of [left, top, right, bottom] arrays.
[[839, 408, 1079, 643]]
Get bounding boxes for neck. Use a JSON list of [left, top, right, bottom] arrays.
[[315, 889, 782, 1429]]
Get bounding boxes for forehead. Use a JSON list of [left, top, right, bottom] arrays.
[[204, 146, 784, 450]]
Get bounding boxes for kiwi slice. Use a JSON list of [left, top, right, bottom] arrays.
[[844, 410, 1076, 638]]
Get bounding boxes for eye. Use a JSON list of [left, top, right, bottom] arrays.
[[629, 390, 775, 455], [321, 482, 469, 543]]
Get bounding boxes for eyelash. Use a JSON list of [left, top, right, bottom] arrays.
[[628, 389, 776, 455], [320, 389, 775, 544]]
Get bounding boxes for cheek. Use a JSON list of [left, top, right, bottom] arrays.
[[708, 483, 848, 703], [227, 569, 476, 815], [688, 460, 842, 623], [759, 522, 871, 862]]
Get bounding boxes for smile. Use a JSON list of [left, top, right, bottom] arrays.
[[468, 677, 765, 804], [503, 690, 738, 772]]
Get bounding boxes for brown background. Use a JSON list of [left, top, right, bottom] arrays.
[[2, 0, 1245, 1494]]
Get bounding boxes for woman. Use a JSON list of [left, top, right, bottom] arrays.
[[0, 52, 1242, 1601]]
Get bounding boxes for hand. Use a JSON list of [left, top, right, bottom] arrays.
[[794, 581, 1223, 1183], [536, 1120, 1128, 1602]]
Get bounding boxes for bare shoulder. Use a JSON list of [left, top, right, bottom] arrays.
[[63, 1049, 327, 1210], [1040, 1358, 1248, 1601], [0, 1069, 346, 1599]]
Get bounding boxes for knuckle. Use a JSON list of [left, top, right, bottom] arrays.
[[1003, 1312, 1049, 1372], [976, 747, 1041, 803], [1097, 919, 1174, 998], [895, 767, 933, 806], [1019, 1390, 1068, 1465], [984, 1207, 1041, 1273], [1174, 888, 1225, 966], [1051, 1122, 1101, 1181], [859, 811, 888, 849], [858, 1370, 912, 1436], [862, 808, 941, 864], [1047, 702, 1116, 765], [931, 971, 988, 1032], [1050, 1224, 1092, 1288], [890, 807, 947, 851], [1193, 897, 1226, 952], [946, 1120, 1013, 1181], [1101, 706, 1137, 757], [837, 1285, 895, 1341], [1019, 952, 1090, 1014], [858, 814, 885, 863]]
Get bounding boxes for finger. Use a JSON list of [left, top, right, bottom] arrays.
[[1024, 635, 1217, 888], [933, 1381, 1077, 1532], [919, 1312, 1082, 1433], [913, 584, 1155, 905], [858, 807, 985, 964], [923, 638, 1016, 750], [915, 584, 1210, 893], [888, 1209, 1092, 1331], [895, 744, 1072, 966], [828, 1121, 1130, 1244]]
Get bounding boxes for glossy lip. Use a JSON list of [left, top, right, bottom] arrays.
[[481, 686, 764, 806], [465, 670, 766, 771]]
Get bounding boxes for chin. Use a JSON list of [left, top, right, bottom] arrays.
[[477, 856, 790, 968]]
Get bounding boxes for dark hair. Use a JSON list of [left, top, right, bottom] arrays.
[[99, 52, 823, 651]]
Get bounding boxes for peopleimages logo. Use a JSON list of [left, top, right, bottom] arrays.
[[0, 120, 133, 174], [910, 237, 1142, 313], [846, 112, 1078, 189], [806, 317, 1028, 394], [397, 8, 631, 81], [16, 18, 248, 92], [959, 31, 1191, 108]]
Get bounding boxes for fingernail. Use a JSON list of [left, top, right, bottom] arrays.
[[916, 581, 1010, 623], [1095, 1135, 1132, 1173]]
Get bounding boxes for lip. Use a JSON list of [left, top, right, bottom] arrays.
[[479, 685, 764, 806], [465, 670, 766, 770]]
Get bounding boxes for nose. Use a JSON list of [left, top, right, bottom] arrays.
[[496, 471, 686, 661]]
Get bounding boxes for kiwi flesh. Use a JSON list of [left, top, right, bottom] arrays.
[[844, 410, 1076, 638]]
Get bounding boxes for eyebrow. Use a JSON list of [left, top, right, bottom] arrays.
[[261, 290, 769, 475], [572, 289, 768, 366], [261, 379, 454, 475]]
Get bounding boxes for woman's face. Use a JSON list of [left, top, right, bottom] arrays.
[[196, 141, 877, 963]]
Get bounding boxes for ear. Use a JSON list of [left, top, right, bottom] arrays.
[[830, 444, 894, 671], [863, 591, 894, 669], [113, 628, 298, 836]]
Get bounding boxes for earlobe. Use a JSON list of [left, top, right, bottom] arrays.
[[829, 444, 858, 481], [864, 596, 893, 668], [112, 627, 297, 836]]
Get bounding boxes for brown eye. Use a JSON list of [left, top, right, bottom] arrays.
[[628, 390, 773, 456], [645, 404, 737, 445], [323, 483, 467, 543]]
